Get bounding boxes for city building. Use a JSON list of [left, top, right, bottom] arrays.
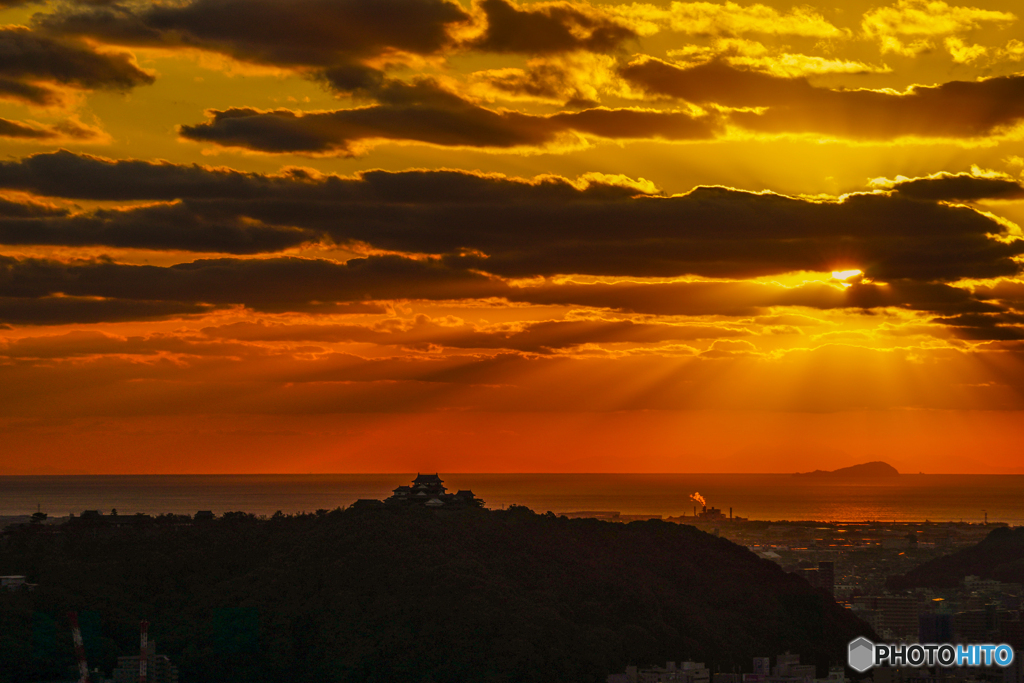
[[1000, 622, 1024, 651], [799, 562, 835, 596], [610, 655, 843, 683], [954, 607, 1000, 643], [1001, 649, 1024, 683], [872, 665, 981, 683], [0, 575, 26, 591], [773, 653, 816, 683], [853, 596, 920, 640], [753, 658, 771, 677], [881, 534, 918, 550], [608, 660, 710, 683], [919, 613, 954, 643], [111, 640, 178, 683], [965, 576, 1004, 593], [815, 668, 848, 683]]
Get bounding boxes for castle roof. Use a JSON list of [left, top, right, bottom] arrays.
[[383, 474, 482, 508]]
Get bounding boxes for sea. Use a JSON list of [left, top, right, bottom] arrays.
[[0, 473, 1021, 523]]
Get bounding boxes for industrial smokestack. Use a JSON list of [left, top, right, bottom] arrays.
[[730, 507, 733, 519]]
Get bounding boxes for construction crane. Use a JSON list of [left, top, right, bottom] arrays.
[[139, 620, 149, 683], [67, 611, 91, 683]]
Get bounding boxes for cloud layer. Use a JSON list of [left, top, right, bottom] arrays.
[[36, 0, 471, 66], [622, 58, 1024, 140], [178, 78, 716, 154], [6, 0, 1024, 463], [1, 152, 1019, 283], [0, 26, 154, 106]]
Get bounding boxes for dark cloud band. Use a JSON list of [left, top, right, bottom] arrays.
[[0, 26, 153, 105], [622, 58, 1024, 141], [178, 79, 717, 155], [0, 152, 1020, 283], [35, 0, 471, 66], [0, 251, 1012, 328]]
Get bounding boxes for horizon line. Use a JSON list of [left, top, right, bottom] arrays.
[[2, 471, 1022, 476]]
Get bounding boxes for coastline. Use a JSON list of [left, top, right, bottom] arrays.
[[1, 472, 1021, 523]]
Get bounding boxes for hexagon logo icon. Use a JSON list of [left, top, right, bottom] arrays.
[[848, 637, 875, 673]]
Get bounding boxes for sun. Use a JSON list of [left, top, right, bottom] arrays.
[[831, 269, 863, 286]]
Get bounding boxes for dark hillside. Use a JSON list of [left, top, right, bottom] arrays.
[[888, 526, 1024, 590], [0, 506, 871, 683]]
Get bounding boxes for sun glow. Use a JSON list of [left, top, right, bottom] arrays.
[[5, 0, 1024, 477], [831, 269, 863, 287]]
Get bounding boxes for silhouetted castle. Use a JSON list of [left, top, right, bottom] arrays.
[[385, 474, 484, 508]]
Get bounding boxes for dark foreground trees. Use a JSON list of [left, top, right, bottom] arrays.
[[0, 506, 870, 683]]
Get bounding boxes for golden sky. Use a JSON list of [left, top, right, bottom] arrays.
[[3, 0, 1024, 474]]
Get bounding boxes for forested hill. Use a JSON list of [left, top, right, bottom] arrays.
[[888, 526, 1024, 590], [1, 506, 871, 683]]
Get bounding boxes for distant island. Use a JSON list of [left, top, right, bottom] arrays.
[[794, 461, 900, 477]]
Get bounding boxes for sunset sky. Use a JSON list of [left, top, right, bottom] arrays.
[[3, 0, 1024, 474]]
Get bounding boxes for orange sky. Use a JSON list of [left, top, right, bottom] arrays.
[[2, 0, 1024, 474]]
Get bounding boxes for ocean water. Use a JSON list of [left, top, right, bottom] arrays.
[[0, 473, 1021, 523]]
